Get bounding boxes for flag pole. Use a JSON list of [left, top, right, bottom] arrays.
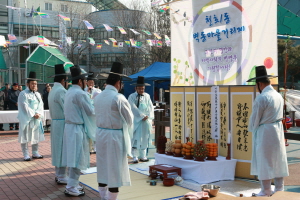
[[39, 4, 41, 32]]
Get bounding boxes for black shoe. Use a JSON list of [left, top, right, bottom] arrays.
[[139, 158, 149, 162], [32, 155, 43, 159], [24, 157, 31, 161], [15, 127, 19, 130], [132, 160, 139, 164], [0, 128, 4, 131]]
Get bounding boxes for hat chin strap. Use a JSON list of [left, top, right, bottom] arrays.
[[257, 83, 262, 94]]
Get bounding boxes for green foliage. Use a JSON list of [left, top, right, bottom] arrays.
[[193, 141, 208, 157]]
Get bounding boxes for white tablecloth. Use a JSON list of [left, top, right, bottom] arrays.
[[155, 153, 237, 184], [0, 110, 51, 123]]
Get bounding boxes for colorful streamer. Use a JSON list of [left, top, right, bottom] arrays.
[[58, 14, 70, 21], [142, 30, 152, 35], [83, 20, 94, 29], [37, 35, 44, 45], [117, 26, 127, 34], [154, 33, 162, 39], [103, 24, 113, 32], [96, 43, 102, 49], [130, 29, 140, 35]]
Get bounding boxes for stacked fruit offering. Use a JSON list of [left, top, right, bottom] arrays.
[[172, 140, 183, 157], [206, 143, 218, 160], [182, 142, 194, 159]]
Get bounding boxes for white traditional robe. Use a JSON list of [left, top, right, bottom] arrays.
[[48, 82, 67, 167], [84, 86, 102, 100], [17, 88, 44, 144], [249, 85, 289, 180], [94, 85, 133, 187], [62, 85, 96, 170], [128, 92, 154, 149]]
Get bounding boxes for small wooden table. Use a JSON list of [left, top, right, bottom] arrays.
[[149, 164, 182, 179]]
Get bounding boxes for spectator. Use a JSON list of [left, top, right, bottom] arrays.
[[8, 83, 20, 130], [3, 83, 10, 110], [43, 86, 52, 110], [43, 83, 50, 94], [0, 89, 4, 131], [18, 85, 23, 91]]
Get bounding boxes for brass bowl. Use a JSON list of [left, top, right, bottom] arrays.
[[201, 184, 220, 197]]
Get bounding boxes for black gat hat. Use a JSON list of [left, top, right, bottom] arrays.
[[131, 76, 150, 86], [246, 65, 277, 83]]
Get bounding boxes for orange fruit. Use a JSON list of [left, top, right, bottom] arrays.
[[186, 153, 191, 156], [185, 149, 191, 153], [186, 145, 191, 149], [187, 142, 192, 146]]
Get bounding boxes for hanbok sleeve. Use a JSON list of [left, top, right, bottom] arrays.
[[147, 94, 154, 120], [249, 97, 265, 133], [18, 92, 35, 119], [35, 92, 44, 118], [117, 94, 134, 156], [128, 93, 145, 122], [76, 92, 96, 141], [54, 90, 65, 111]]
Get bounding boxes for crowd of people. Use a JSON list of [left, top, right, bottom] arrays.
[[10, 62, 153, 199]]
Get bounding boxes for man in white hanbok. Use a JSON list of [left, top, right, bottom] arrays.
[[84, 72, 101, 154], [62, 66, 96, 197], [18, 71, 44, 161], [94, 62, 133, 200], [247, 66, 289, 197], [48, 64, 69, 185], [128, 76, 154, 163]]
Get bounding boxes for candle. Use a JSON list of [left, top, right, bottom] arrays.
[[227, 132, 231, 144], [186, 127, 190, 138]]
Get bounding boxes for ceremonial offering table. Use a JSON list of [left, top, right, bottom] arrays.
[[155, 153, 237, 184], [149, 164, 182, 179]]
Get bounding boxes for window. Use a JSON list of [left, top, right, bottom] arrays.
[[45, 3, 52, 11], [61, 5, 68, 12]]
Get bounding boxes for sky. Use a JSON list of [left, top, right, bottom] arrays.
[[118, 0, 151, 10]]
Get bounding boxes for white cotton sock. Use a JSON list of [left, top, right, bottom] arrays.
[[274, 177, 284, 192]]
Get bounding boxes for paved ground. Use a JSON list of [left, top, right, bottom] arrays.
[[1, 129, 300, 199], [0, 132, 100, 200]]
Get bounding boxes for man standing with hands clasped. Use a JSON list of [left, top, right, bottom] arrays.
[[94, 62, 133, 200], [18, 71, 44, 161], [62, 65, 96, 197], [247, 65, 289, 197], [48, 64, 69, 185], [128, 76, 154, 163]]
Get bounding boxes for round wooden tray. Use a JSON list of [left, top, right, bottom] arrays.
[[173, 153, 183, 157], [165, 151, 174, 156], [206, 156, 217, 161]]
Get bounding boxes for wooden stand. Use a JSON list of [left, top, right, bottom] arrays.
[[226, 143, 231, 160]]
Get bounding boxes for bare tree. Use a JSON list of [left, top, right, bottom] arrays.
[[112, 1, 152, 75], [55, 3, 92, 66], [147, 0, 171, 63]]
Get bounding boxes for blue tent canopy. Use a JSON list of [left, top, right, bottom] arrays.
[[123, 62, 171, 101]]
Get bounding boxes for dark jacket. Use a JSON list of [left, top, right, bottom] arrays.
[[3, 88, 9, 101], [8, 89, 20, 110], [0, 91, 4, 110], [43, 92, 49, 110]]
